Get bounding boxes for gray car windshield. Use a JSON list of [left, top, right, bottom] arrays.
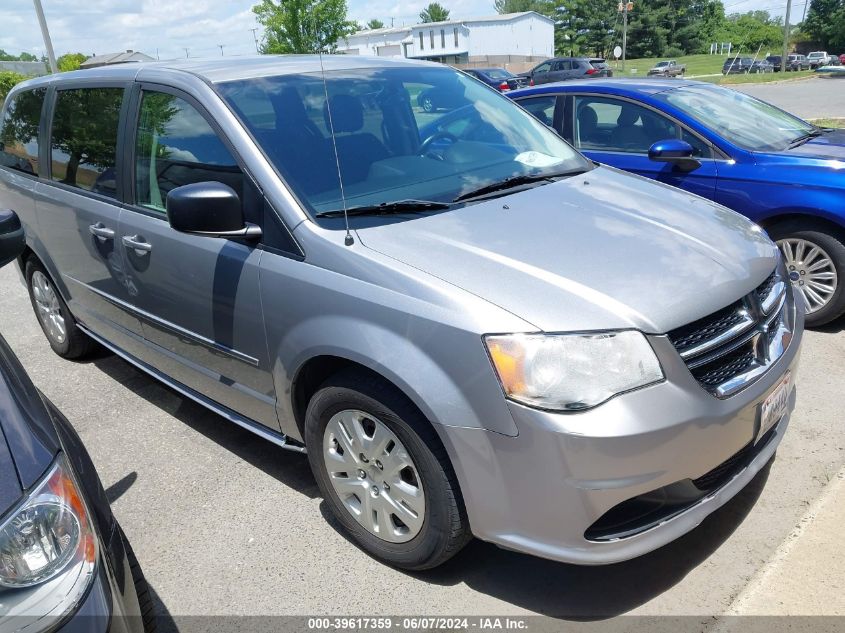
[[217, 66, 589, 216], [654, 85, 815, 152]]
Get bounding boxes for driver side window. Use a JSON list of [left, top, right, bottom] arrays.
[[574, 96, 711, 157]]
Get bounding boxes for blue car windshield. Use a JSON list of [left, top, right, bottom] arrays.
[[217, 66, 588, 216], [654, 85, 815, 152]]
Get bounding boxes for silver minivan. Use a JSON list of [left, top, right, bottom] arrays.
[[0, 56, 803, 569]]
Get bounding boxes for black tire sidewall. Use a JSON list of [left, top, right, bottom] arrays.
[[768, 224, 845, 327], [25, 258, 72, 356], [305, 378, 463, 570]]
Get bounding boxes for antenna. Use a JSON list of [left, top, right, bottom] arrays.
[[318, 51, 354, 246]]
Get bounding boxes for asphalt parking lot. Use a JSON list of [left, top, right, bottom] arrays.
[[1, 262, 844, 622], [734, 76, 845, 120]]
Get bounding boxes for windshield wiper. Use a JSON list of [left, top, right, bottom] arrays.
[[316, 199, 453, 218], [787, 128, 824, 149], [453, 169, 587, 203]]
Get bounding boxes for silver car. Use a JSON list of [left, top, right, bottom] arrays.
[[0, 56, 803, 570]]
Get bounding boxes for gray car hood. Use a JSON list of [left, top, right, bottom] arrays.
[[356, 166, 777, 333]]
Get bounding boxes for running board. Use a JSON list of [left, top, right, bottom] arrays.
[[78, 325, 307, 454]]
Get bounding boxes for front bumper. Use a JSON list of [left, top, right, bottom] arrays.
[[440, 299, 803, 565]]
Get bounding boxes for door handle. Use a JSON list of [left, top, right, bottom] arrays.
[[122, 235, 152, 256], [89, 222, 115, 242]]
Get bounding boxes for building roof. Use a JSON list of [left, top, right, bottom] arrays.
[[351, 11, 553, 37], [0, 61, 49, 76], [80, 50, 155, 69]]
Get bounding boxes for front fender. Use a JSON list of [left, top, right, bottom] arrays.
[[274, 315, 520, 441]]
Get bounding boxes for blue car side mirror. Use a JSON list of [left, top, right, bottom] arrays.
[[648, 139, 701, 172]]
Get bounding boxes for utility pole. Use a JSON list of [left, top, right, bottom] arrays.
[[782, 0, 792, 73], [32, 0, 58, 73], [619, 2, 633, 73], [218, 44, 225, 56], [250, 27, 260, 52], [183, 47, 190, 58]]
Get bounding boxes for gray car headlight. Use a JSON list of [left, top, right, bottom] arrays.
[[0, 454, 97, 630], [485, 331, 664, 411]]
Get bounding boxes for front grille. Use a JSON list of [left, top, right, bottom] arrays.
[[668, 266, 790, 397], [669, 302, 747, 355], [691, 347, 756, 388]]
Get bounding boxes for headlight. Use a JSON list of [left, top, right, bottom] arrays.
[[485, 331, 664, 411], [0, 454, 97, 628]]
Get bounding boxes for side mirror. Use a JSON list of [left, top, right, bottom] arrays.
[[648, 139, 701, 172], [166, 182, 261, 239], [0, 210, 25, 269]]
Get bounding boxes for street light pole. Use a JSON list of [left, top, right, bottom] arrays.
[[218, 44, 225, 56], [782, 0, 793, 73], [250, 28, 260, 53], [32, 0, 58, 73]]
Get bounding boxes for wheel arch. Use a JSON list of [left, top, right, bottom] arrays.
[[758, 211, 845, 241]]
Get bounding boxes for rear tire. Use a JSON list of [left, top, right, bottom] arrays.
[[767, 222, 845, 327], [305, 370, 470, 570], [25, 257, 96, 359]]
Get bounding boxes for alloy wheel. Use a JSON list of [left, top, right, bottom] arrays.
[[322, 409, 425, 543], [778, 237, 839, 314], [31, 271, 67, 344], [421, 97, 434, 113]]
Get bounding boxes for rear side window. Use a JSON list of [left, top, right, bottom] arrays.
[[0, 88, 46, 176], [50, 88, 123, 198], [134, 91, 243, 212]]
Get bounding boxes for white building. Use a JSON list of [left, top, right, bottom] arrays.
[[340, 12, 554, 65]]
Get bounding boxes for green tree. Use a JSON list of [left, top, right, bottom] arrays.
[[366, 18, 385, 29], [494, 0, 546, 12], [57, 53, 87, 73], [804, 0, 845, 49], [0, 71, 27, 102], [716, 11, 784, 53], [252, 0, 357, 54], [419, 3, 450, 23]]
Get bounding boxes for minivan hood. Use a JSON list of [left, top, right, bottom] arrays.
[[356, 166, 777, 333]]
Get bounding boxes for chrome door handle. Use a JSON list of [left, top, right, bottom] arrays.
[[122, 235, 152, 255], [89, 222, 115, 242]]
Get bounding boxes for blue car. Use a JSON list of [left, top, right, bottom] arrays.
[[508, 79, 845, 326]]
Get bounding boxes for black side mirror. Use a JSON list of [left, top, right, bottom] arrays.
[[0, 210, 25, 269], [648, 139, 701, 172], [166, 182, 261, 239]]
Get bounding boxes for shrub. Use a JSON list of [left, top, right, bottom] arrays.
[[0, 71, 27, 103], [665, 46, 685, 58]]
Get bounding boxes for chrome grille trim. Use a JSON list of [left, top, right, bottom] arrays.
[[668, 265, 793, 397]]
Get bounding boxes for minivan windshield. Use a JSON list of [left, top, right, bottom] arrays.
[[654, 84, 816, 152], [216, 66, 589, 217]]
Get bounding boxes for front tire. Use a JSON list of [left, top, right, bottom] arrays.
[[305, 370, 469, 570], [25, 258, 96, 359], [767, 222, 845, 327]]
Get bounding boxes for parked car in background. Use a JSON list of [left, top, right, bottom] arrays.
[[1, 56, 801, 570], [511, 78, 845, 326], [750, 59, 775, 73], [840, 53, 845, 65], [0, 211, 153, 632], [766, 55, 783, 71], [722, 57, 754, 74], [787, 54, 810, 70], [462, 67, 528, 92], [521, 57, 612, 84], [807, 51, 833, 68], [647, 60, 686, 77]]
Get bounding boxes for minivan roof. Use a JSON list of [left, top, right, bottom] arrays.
[[12, 54, 436, 90]]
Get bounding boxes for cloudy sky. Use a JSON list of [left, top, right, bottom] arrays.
[[2, 0, 800, 62]]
